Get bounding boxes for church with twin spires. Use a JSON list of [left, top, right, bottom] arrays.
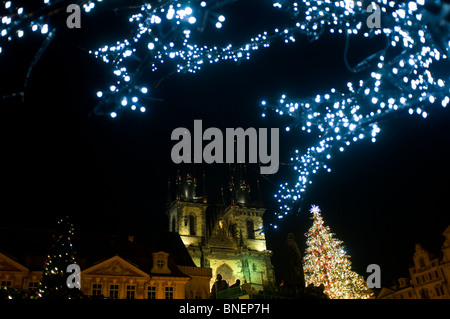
[[167, 165, 275, 288]]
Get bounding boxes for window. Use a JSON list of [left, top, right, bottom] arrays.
[[246, 219, 255, 239], [92, 284, 102, 296], [109, 284, 119, 299], [28, 281, 39, 291], [189, 214, 196, 236], [126, 285, 135, 299], [428, 273, 433, 280], [165, 286, 174, 299], [435, 270, 439, 279], [435, 287, 441, 297], [157, 259, 164, 268], [147, 286, 156, 299], [416, 276, 420, 284], [194, 291, 202, 299], [0, 281, 11, 288]]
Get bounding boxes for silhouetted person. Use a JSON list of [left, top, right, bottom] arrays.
[[229, 279, 241, 288], [210, 274, 229, 299]]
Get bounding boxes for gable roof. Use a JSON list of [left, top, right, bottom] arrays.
[[0, 252, 29, 273], [82, 255, 150, 278]]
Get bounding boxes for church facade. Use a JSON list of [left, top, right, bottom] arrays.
[[167, 166, 275, 288]]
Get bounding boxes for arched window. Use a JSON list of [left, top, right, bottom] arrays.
[[189, 214, 196, 236], [246, 219, 255, 239]]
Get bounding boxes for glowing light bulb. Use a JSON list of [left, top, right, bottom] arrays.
[[41, 24, 48, 34]]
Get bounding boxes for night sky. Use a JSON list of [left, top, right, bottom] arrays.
[[1, 0, 450, 288]]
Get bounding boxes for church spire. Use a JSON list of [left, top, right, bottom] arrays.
[[236, 164, 251, 206]]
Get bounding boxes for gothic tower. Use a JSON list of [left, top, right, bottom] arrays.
[[167, 168, 208, 266], [223, 164, 267, 251]]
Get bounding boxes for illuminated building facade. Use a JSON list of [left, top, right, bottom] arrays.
[[167, 166, 275, 288], [377, 225, 450, 299], [0, 230, 212, 299]]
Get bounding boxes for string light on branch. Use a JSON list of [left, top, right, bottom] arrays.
[[88, 0, 448, 127], [90, 0, 247, 117], [0, 0, 103, 54], [90, 0, 392, 116], [263, 0, 450, 228]]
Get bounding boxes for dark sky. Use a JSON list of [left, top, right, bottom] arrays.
[[1, 0, 450, 288]]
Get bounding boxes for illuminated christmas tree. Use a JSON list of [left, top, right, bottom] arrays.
[[38, 215, 81, 299], [303, 205, 372, 299]]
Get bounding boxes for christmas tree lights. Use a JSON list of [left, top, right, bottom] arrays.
[[303, 205, 373, 299], [38, 216, 81, 299]]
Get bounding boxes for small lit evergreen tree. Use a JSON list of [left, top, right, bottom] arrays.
[[303, 205, 372, 299], [38, 215, 81, 299]]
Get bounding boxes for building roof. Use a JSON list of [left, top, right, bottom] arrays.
[[0, 227, 196, 274]]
